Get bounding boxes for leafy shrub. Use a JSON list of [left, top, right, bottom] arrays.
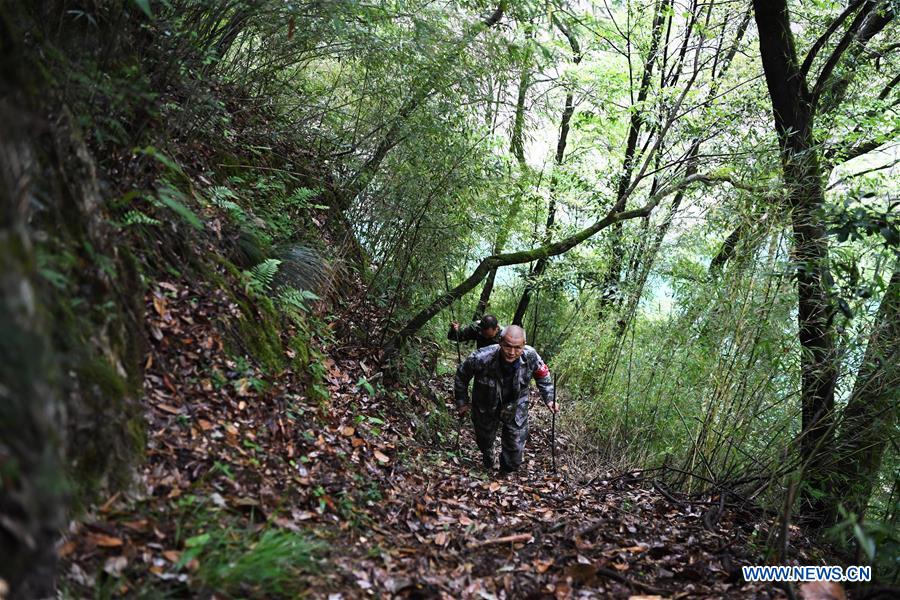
[[244, 259, 282, 295], [178, 527, 323, 597]]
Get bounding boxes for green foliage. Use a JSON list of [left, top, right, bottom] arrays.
[[162, 500, 325, 600], [209, 186, 246, 221], [135, 146, 189, 182], [826, 196, 899, 251], [130, 0, 153, 19], [355, 376, 375, 396], [153, 185, 203, 230], [277, 287, 320, 319], [826, 505, 900, 580], [15, 0, 900, 585], [36, 246, 77, 292], [186, 527, 321, 596], [285, 186, 326, 211], [555, 228, 801, 486], [243, 259, 282, 295], [120, 209, 162, 227]]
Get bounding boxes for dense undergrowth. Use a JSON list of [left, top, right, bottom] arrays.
[[0, 1, 360, 594], [1, 0, 898, 596]]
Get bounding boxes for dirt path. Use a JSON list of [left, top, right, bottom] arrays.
[[59, 277, 795, 599], [321, 379, 783, 599]]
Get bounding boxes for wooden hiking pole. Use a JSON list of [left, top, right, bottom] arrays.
[[551, 383, 557, 474], [443, 268, 462, 455], [551, 410, 557, 474]]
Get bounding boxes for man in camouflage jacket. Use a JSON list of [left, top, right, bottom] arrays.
[[454, 325, 558, 473], [448, 314, 502, 349]]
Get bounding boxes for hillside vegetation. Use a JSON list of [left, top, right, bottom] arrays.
[[0, 1, 897, 598]]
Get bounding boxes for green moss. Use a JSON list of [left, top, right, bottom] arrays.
[[288, 333, 311, 367], [212, 253, 244, 281], [75, 356, 129, 401], [233, 296, 285, 373], [69, 355, 144, 505], [207, 254, 287, 373]]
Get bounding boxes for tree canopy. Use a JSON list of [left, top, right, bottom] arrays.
[[1, 0, 898, 595]]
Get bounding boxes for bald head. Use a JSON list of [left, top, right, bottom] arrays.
[[501, 325, 525, 344], [499, 325, 526, 363]]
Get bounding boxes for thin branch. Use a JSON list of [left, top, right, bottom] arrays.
[[799, 0, 866, 78], [811, 0, 896, 109], [389, 172, 759, 347], [826, 158, 900, 190]]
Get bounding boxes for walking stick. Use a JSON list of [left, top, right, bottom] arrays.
[[551, 384, 557, 475], [551, 410, 557, 474], [443, 268, 462, 455]]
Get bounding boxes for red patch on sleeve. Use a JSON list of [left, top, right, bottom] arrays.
[[534, 364, 550, 378]]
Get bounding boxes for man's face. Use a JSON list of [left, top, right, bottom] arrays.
[[481, 326, 500, 339], [499, 335, 525, 363]]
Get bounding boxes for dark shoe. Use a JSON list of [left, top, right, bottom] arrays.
[[498, 460, 519, 475]]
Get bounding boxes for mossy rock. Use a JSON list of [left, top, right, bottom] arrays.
[[231, 295, 286, 373], [206, 254, 288, 373], [69, 355, 144, 505]]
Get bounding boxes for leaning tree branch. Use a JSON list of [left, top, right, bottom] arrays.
[[811, 0, 895, 109], [827, 125, 899, 166], [799, 0, 866, 79], [810, 1, 876, 104], [824, 70, 900, 164], [389, 173, 757, 348]]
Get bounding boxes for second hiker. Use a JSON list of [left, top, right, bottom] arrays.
[[448, 314, 502, 349]]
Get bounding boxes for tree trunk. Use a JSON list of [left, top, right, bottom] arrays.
[[474, 264, 499, 319], [753, 0, 843, 515], [826, 267, 900, 524], [512, 18, 580, 326], [0, 8, 65, 595], [341, 3, 505, 210]]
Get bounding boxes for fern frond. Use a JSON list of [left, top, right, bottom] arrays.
[[285, 187, 322, 209], [121, 209, 161, 226], [244, 258, 282, 294], [252, 259, 281, 286], [210, 186, 247, 222]]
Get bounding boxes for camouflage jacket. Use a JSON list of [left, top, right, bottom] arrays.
[[447, 320, 502, 349], [454, 345, 554, 426]]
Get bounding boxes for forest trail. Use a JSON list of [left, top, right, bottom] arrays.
[[58, 273, 804, 599], [3, 1, 896, 597]]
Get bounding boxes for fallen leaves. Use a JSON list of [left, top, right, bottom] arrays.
[[87, 533, 124, 548], [57, 541, 77, 558], [154, 403, 181, 415], [103, 556, 128, 577], [121, 520, 149, 533], [59, 276, 818, 600], [533, 558, 554, 573], [471, 533, 533, 547], [800, 581, 847, 600]]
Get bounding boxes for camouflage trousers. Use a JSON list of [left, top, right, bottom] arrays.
[[471, 401, 529, 472]]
